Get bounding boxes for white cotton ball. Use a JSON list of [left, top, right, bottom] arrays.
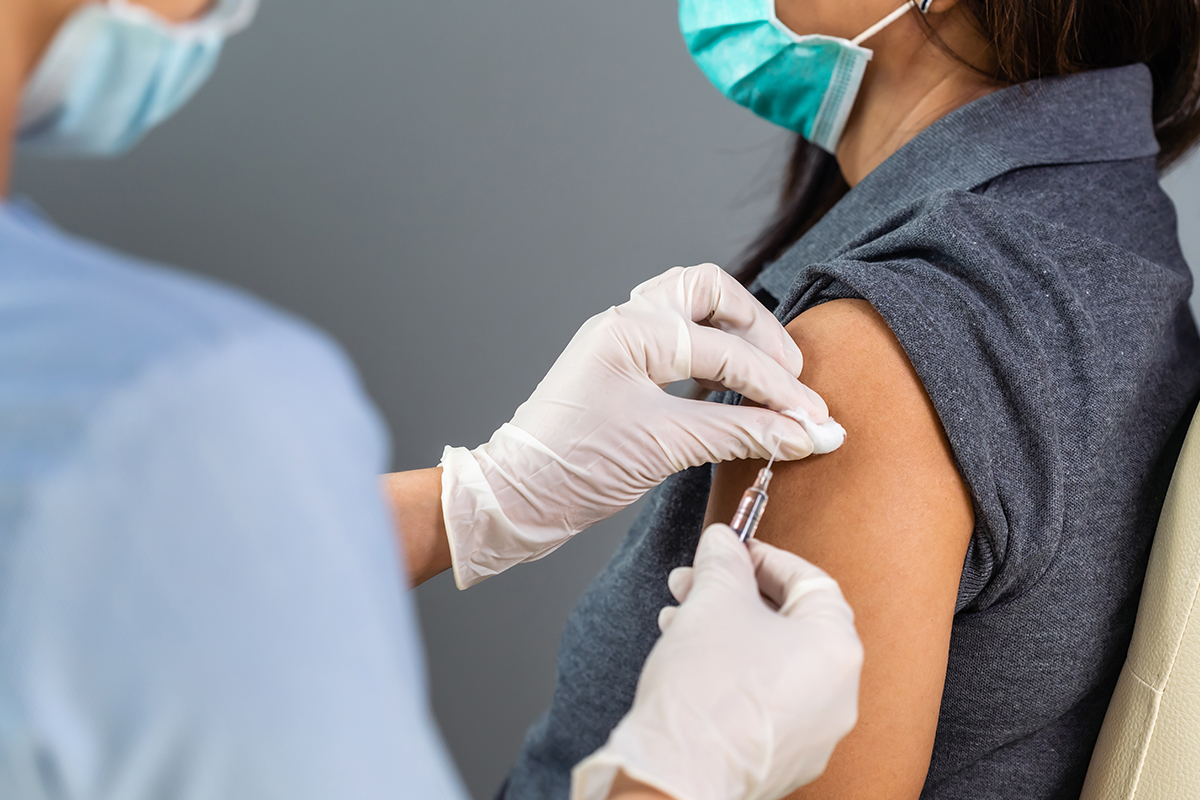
[[782, 408, 847, 455]]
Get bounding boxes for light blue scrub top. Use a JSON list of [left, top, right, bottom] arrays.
[[0, 202, 467, 798]]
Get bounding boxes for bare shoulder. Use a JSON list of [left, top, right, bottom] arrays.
[[706, 298, 974, 800]]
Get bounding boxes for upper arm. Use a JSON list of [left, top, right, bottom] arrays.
[[705, 299, 974, 800]]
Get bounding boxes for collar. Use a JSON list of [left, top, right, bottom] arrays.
[[752, 64, 1161, 300]]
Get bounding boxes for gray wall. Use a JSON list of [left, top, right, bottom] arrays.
[[13, 1, 1200, 797]]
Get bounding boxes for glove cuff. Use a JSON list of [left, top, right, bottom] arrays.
[[572, 750, 698, 800], [570, 715, 744, 800], [439, 445, 517, 589], [439, 432, 575, 590]]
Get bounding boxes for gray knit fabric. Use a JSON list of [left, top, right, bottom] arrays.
[[500, 65, 1200, 799]]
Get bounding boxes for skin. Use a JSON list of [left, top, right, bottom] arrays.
[[703, 2, 998, 798], [382, 467, 452, 585], [609, 773, 674, 800], [775, 0, 999, 185], [707, 303, 974, 799]]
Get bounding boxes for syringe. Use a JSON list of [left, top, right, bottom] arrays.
[[729, 446, 779, 543]]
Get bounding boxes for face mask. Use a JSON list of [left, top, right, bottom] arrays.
[[18, 0, 259, 157], [680, 0, 932, 152]]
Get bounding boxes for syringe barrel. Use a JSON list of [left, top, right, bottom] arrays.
[[730, 488, 768, 542], [729, 467, 774, 542]]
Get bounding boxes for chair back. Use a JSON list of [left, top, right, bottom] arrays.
[[1080, 410, 1200, 799]]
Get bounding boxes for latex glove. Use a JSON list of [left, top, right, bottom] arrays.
[[440, 264, 846, 588], [572, 524, 863, 800]]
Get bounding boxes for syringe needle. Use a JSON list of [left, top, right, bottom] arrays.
[[765, 438, 781, 472]]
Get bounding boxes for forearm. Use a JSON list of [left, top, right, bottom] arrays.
[[606, 771, 674, 800], [380, 468, 452, 587]]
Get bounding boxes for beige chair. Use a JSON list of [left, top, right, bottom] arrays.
[[1081, 412, 1200, 799]]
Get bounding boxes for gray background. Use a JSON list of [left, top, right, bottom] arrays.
[[13, 1, 1200, 797]]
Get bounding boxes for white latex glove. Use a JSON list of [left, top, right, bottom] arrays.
[[572, 524, 863, 800], [439, 264, 846, 588]]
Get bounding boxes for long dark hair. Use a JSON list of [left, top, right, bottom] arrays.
[[736, 0, 1200, 285]]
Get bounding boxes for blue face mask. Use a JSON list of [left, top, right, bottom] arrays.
[[18, 0, 259, 157], [680, 0, 931, 152]]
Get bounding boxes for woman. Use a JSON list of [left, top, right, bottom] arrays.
[[504, 0, 1200, 798], [0, 0, 869, 798]]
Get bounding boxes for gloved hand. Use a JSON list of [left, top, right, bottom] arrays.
[[571, 524, 863, 800], [439, 263, 846, 589]]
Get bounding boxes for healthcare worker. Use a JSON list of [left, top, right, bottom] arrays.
[[0, 1, 863, 800]]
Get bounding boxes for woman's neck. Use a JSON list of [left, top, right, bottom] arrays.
[[835, 6, 999, 187]]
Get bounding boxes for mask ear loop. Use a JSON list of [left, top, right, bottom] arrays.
[[850, 0, 932, 47]]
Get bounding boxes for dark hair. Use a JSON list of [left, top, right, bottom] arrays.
[[736, 0, 1200, 285]]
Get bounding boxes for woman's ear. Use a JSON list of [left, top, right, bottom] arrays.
[[919, 0, 967, 12]]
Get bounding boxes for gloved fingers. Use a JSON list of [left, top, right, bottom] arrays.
[[678, 264, 805, 375], [687, 323, 828, 421], [748, 539, 853, 621], [663, 397, 815, 466], [667, 566, 694, 603], [632, 264, 805, 376], [684, 524, 758, 601], [657, 604, 679, 632]]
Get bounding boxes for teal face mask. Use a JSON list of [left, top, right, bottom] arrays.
[[680, 0, 931, 152], [18, 0, 259, 157]]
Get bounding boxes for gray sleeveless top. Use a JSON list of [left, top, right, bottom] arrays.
[[500, 65, 1200, 799]]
